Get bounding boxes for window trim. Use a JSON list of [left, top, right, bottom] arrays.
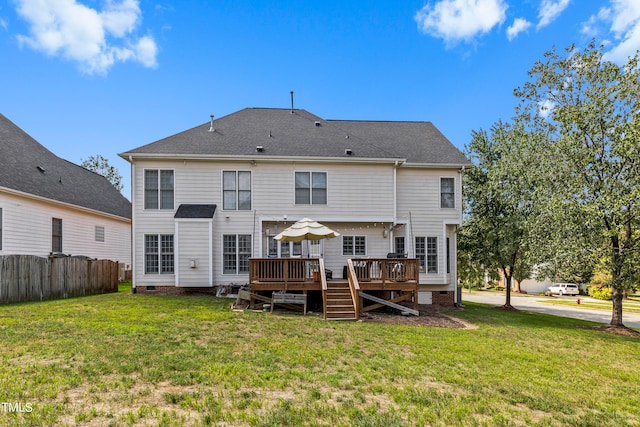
[[52, 218, 63, 253], [342, 235, 367, 256], [144, 169, 175, 210], [222, 170, 252, 211], [144, 234, 174, 275], [95, 225, 105, 243], [440, 176, 456, 209], [222, 234, 252, 275], [294, 171, 328, 205], [416, 236, 438, 274]]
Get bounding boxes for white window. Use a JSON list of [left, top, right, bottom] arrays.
[[343, 236, 366, 256], [144, 169, 174, 210], [95, 226, 105, 243], [295, 172, 327, 204], [223, 235, 252, 274], [427, 237, 438, 273], [145, 234, 174, 274], [223, 171, 251, 210], [441, 177, 455, 209]]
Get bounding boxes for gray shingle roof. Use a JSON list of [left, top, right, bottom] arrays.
[[174, 204, 217, 219], [121, 108, 470, 166], [0, 114, 131, 219]]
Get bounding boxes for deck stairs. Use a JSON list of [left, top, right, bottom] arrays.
[[324, 281, 358, 321]]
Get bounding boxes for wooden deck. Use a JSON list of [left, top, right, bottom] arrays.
[[249, 257, 419, 319]]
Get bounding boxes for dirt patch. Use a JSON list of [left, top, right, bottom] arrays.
[[359, 304, 477, 329], [582, 325, 640, 338]]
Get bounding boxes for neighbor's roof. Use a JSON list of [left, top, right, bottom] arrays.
[[0, 114, 131, 219], [120, 108, 470, 166]]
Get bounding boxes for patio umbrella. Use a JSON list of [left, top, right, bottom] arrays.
[[274, 218, 340, 242]]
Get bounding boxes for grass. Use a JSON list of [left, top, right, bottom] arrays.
[[0, 283, 639, 426]]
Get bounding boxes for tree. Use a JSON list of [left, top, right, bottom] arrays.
[[81, 154, 124, 192], [459, 120, 537, 309], [515, 41, 640, 327]]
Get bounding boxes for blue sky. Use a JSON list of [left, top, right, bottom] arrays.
[[1, 0, 639, 198]]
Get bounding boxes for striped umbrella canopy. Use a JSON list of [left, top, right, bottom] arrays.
[[274, 218, 340, 242]]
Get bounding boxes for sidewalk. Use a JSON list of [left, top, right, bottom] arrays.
[[461, 291, 640, 329]]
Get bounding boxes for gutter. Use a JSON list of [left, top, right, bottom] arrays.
[[118, 152, 407, 165]]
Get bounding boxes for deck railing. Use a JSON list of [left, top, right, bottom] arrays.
[[350, 258, 419, 284], [346, 259, 361, 316], [249, 258, 321, 284]]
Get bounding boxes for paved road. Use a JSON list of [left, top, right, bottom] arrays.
[[461, 291, 640, 329]]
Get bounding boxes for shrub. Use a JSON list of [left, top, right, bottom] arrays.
[[588, 285, 612, 300]]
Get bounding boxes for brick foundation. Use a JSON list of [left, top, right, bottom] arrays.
[[431, 290, 455, 306]]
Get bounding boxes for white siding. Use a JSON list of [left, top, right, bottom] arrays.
[[131, 159, 464, 292], [0, 190, 130, 264], [396, 168, 461, 291], [176, 221, 212, 287]]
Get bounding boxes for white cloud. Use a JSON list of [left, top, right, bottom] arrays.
[[0, 17, 7, 30], [583, 0, 640, 63], [537, 0, 571, 29], [414, 0, 508, 45], [14, 0, 158, 74], [506, 18, 531, 41]]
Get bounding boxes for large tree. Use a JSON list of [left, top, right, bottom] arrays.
[[460, 120, 537, 309], [515, 41, 640, 327], [81, 154, 124, 192]]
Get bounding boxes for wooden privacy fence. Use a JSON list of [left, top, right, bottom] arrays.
[[0, 255, 119, 304]]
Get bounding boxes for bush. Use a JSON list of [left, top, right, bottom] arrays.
[[588, 285, 612, 300]]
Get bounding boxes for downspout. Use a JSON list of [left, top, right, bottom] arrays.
[[129, 156, 136, 294], [392, 161, 398, 252]]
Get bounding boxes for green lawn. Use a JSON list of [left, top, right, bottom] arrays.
[[1, 284, 639, 426]]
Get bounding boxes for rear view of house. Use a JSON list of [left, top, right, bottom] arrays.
[[0, 114, 131, 265], [121, 107, 470, 306]]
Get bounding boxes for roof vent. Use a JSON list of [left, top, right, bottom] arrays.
[[256, 146, 264, 153], [37, 166, 45, 173], [314, 121, 321, 127], [208, 114, 215, 132], [345, 149, 353, 156]]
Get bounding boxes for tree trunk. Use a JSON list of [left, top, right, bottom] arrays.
[[610, 287, 624, 327], [504, 274, 512, 308]]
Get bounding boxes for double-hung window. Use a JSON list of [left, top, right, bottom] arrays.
[[416, 236, 437, 273], [342, 236, 366, 256], [52, 218, 63, 253], [145, 234, 174, 274], [223, 171, 251, 210], [295, 172, 327, 204], [440, 177, 455, 209], [144, 170, 174, 209], [223, 234, 252, 274]]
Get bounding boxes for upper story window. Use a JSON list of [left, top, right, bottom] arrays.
[[441, 177, 455, 209], [95, 226, 105, 243], [145, 170, 174, 210], [223, 171, 251, 210], [295, 172, 327, 205]]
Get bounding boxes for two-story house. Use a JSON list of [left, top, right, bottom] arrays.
[[0, 114, 131, 265], [120, 107, 470, 306]]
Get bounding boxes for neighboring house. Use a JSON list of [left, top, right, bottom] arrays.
[[0, 114, 131, 266], [120, 107, 471, 305]]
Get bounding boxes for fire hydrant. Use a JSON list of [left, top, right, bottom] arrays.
[[576, 298, 581, 304]]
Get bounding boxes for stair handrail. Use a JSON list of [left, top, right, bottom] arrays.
[[346, 259, 361, 319], [319, 258, 328, 319]]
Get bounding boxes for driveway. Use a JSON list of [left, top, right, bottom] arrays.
[[461, 291, 640, 329]]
